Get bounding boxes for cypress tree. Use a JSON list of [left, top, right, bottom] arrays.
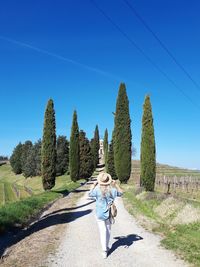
[[103, 129, 108, 170], [10, 142, 23, 174], [69, 110, 79, 182], [94, 125, 100, 168], [113, 83, 132, 183], [140, 95, 156, 191], [56, 135, 69, 176], [79, 130, 93, 179], [41, 99, 57, 190], [90, 125, 100, 170], [107, 139, 118, 180]]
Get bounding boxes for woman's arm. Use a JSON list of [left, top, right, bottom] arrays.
[[111, 180, 123, 194], [88, 181, 98, 197], [90, 181, 98, 190]]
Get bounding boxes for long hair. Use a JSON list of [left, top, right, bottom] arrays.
[[99, 184, 112, 197]]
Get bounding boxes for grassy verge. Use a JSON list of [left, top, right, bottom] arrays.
[[0, 191, 58, 233], [0, 179, 84, 234], [4, 182, 18, 203], [122, 184, 200, 267], [122, 185, 163, 222], [0, 183, 4, 204], [161, 223, 200, 265]]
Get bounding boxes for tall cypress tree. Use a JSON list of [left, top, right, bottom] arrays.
[[91, 125, 100, 169], [94, 125, 100, 166], [140, 95, 156, 191], [113, 83, 132, 183], [79, 130, 93, 179], [41, 99, 57, 190], [103, 129, 108, 170], [107, 138, 118, 180], [69, 110, 79, 182]]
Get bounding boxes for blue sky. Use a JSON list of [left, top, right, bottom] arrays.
[[0, 0, 200, 169]]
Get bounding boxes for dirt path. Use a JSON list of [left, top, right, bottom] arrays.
[[44, 181, 189, 267], [0, 179, 189, 267]]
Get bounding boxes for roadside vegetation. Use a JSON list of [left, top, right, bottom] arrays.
[[0, 164, 84, 234], [122, 181, 200, 266]]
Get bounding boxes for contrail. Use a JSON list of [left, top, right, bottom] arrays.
[[0, 35, 121, 81]]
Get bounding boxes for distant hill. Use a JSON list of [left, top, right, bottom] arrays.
[[131, 160, 200, 181]]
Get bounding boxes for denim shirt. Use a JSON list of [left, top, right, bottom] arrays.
[[89, 186, 122, 220]]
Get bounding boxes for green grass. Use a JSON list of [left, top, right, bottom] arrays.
[[0, 164, 86, 234], [124, 189, 162, 221], [0, 164, 25, 184], [0, 191, 60, 233], [4, 182, 18, 203], [0, 179, 83, 234], [161, 223, 200, 266], [0, 182, 4, 205]]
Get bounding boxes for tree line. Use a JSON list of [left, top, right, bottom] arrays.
[[0, 156, 8, 161], [10, 100, 100, 190], [10, 83, 156, 192], [10, 137, 69, 178], [103, 84, 156, 191]]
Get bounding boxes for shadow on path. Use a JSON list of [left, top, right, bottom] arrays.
[[108, 234, 143, 255], [0, 208, 92, 258], [42, 200, 95, 219], [73, 189, 90, 193]]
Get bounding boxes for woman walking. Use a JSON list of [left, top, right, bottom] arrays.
[[89, 172, 123, 259]]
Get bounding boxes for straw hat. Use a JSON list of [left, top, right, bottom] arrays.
[[97, 172, 112, 185]]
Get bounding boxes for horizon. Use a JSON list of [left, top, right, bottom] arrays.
[[0, 0, 200, 170]]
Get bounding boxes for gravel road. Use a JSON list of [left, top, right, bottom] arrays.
[[45, 181, 188, 267]]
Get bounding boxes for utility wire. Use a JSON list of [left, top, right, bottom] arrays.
[[90, 0, 200, 109], [122, 0, 200, 93]]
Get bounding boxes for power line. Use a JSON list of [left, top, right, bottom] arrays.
[[122, 0, 200, 93], [90, 0, 200, 109]]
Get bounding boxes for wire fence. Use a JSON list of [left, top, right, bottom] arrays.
[[130, 172, 200, 194], [156, 175, 200, 194]]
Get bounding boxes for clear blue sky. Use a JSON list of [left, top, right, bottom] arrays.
[[0, 0, 200, 169]]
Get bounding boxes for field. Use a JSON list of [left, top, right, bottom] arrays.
[[131, 160, 200, 179], [0, 163, 84, 206]]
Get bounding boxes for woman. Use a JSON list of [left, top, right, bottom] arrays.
[[89, 172, 123, 259]]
